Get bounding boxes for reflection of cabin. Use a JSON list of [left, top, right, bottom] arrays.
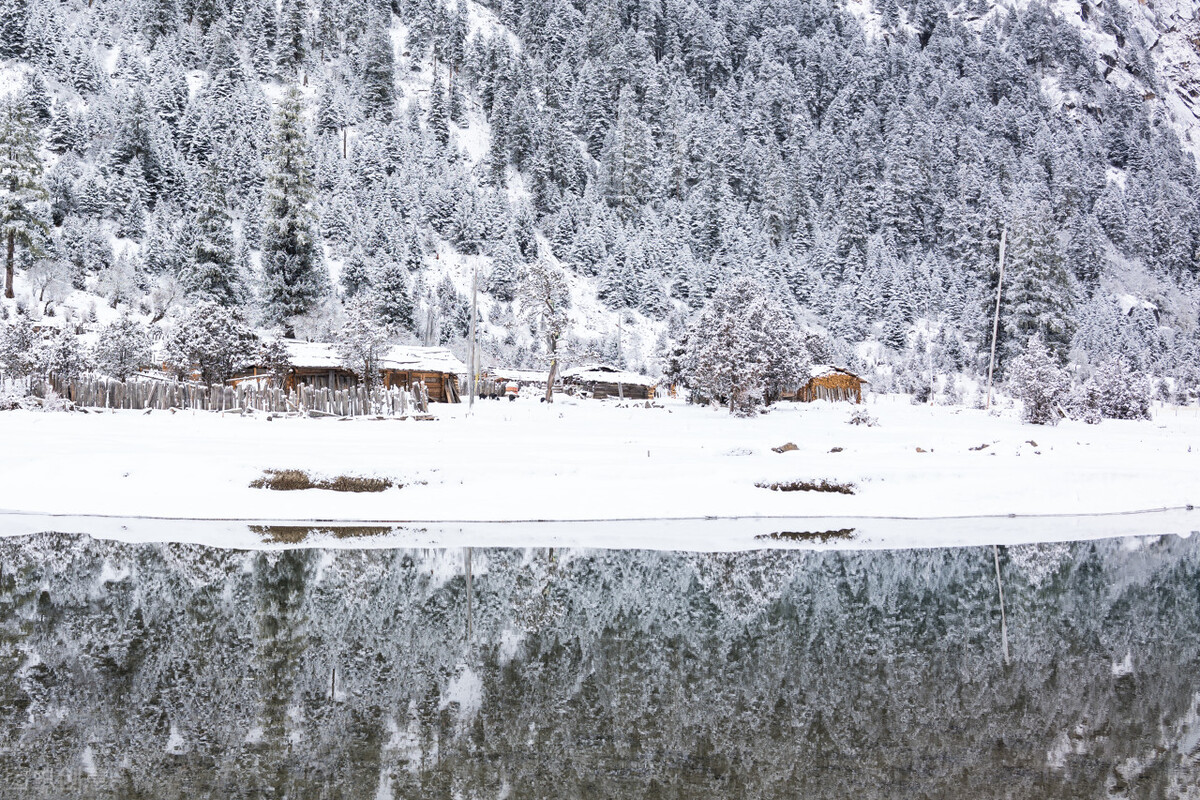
[[561, 365, 657, 400], [235, 341, 466, 403], [787, 365, 866, 404]]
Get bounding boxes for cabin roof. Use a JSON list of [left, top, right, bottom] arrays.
[[561, 364, 658, 388], [282, 341, 467, 374], [484, 367, 553, 382], [808, 364, 868, 382]]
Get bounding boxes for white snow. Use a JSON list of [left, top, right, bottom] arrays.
[[439, 664, 483, 719], [0, 395, 1197, 550], [164, 724, 186, 755]]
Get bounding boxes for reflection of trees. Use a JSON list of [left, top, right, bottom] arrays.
[[0, 536, 1196, 799]]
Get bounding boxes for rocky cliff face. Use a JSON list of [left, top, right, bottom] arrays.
[[0, 533, 1197, 799]]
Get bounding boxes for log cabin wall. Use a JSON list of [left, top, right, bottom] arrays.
[[800, 374, 863, 403]]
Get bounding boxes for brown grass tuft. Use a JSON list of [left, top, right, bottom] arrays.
[[250, 525, 398, 543], [755, 479, 856, 494], [250, 469, 395, 493], [755, 528, 856, 543]]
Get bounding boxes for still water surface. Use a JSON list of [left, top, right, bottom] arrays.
[[0, 532, 1197, 798]]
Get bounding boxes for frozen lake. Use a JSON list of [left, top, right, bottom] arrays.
[[0, 531, 1197, 797]]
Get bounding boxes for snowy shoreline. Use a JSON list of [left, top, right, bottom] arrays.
[[1, 394, 1197, 550], [0, 507, 1195, 552]]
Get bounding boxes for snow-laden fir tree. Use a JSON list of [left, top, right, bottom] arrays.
[[686, 277, 810, 415], [1008, 335, 1071, 425], [261, 88, 326, 337], [163, 300, 258, 384], [0, 316, 37, 381], [189, 166, 240, 305], [371, 258, 414, 332], [257, 336, 292, 388], [336, 296, 392, 390], [0, 98, 47, 299], [1002, 197, 1076, 365], [360, 19, 395, 123], [92, 315, 152, 380], [1081, 357, 1152, 421], [37, 326, 89, 379]]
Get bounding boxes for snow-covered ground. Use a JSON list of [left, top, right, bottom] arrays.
[[0, 395, 1197, 550]]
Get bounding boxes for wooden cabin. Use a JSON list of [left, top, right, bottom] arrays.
[[476, 367, 561, 398], [379, 345, 466, 403], [234, 341, 467, 403], [561, 364, 658, 400], [786, 365, 867, 404]]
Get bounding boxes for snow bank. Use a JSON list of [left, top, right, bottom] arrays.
[[0, 395, 1196, 550]]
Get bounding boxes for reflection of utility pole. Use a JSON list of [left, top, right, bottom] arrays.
[[993, 545, 1010, 665], [464, 546, 473, 640], [986, 226, 1008, 411]]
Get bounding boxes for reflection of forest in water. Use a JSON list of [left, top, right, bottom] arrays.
[[0, 533, 1197, 799]]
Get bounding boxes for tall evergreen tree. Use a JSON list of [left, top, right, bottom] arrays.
[[360, 20, 395, 122], [0, 100, 47, 299], [189, 167, 240, 305], [261, 88, 326, 335]]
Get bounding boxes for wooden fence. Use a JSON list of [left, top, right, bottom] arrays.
[[36, 373, 430, 416]]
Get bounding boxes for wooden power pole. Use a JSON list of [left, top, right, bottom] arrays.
[[985, 226, 1008, 410]]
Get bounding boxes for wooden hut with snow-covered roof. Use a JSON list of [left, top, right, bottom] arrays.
[[787, 365, 867, 404], [379, 345, 466, 403], [234, 340, 466, 403], [561, 364, 658, 400]]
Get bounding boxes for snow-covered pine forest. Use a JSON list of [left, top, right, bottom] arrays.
[[1, 0, 1199, 404]]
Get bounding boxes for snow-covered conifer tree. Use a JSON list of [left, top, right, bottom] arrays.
[[261, 88, 326, 336], [163, 300, 258, 384], [189, 167, 240, 305], [686, 277, 808, 414], [0, 98, 47, 299], [1082, 357, 1152, 421], [335, 296, 392, 389], [1008, 335, 1070, 425], [92, 316, 152, 380], [37, 327, 89, 379]]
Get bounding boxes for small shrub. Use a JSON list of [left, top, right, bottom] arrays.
[[848, 408, 877, 427]]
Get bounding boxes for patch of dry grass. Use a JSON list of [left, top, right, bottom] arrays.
[[755, 528, 856, 543], [755, 479, 856, 495], [250, 469, 395, 492], [250, 524, 398, 543]]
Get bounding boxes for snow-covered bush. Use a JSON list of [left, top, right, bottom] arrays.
[[1008, 337, 1070, 425], [92, 315, 152, 380], [848, 408, 878, 427], [163, 301, 258, 384], [1076, 358, 1152, 422], [0, 317, 38, 379], [37, 327, 90, 378]]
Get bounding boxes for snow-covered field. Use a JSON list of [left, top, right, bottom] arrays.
[[0, 395, 1197, 550]]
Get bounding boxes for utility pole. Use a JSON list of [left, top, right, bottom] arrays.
[[986, 226, 1008, 411], [615, 314, 624, 400], [468, 262, 478, 412]]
